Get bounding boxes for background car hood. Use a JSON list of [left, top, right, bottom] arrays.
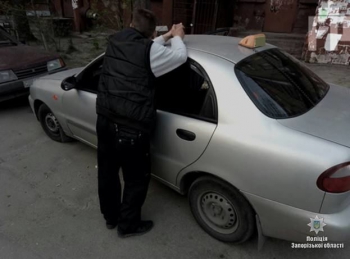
[[38, 67, 84, 81], [278, 84, 350, 148], [0, 45, 60, 71]]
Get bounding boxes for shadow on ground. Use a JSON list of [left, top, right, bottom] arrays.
[[0, 96, 30, 111]]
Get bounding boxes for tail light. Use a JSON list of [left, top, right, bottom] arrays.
[[317, 162, 350, 193]]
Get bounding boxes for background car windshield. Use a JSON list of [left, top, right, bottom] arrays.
[[235, 48, 329, 119], [0, 30, 14, 45]]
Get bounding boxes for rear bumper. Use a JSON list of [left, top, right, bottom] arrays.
[[244, 192, 350, 243]]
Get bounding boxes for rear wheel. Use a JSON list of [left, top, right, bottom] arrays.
[[38, 104, 72, 142], [189, 176, 255, 243]]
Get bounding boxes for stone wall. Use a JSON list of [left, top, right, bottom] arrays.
[[303, 0, 350, 65]]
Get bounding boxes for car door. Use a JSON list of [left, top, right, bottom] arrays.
[[61, 58, 103, 147], [152, 59, 218, 186]]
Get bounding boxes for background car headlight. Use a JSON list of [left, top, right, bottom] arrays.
[[0, 70, 18, 83], [47, 58, 65, 72]]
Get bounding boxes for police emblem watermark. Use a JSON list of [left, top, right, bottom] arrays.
[[291, 216, 345, 249], [307, 215, 326, 235]]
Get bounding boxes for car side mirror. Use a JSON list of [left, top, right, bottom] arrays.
[[61, 76, 77, 91]]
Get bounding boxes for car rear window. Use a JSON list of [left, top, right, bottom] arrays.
[[234, 48, 329, 119]]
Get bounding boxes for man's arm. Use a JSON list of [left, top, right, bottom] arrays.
[[153, 24, 177, 45], [153, 35, 166, 45], [153, 28, 173, 45], [150, 23, 187, 78], [150, 37, 187, 78]]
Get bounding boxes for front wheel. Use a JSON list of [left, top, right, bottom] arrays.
[[189, 176, 255, 243], [38, 104, 72, 142]]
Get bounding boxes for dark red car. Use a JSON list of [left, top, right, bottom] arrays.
[[0, 25, 66, 102]]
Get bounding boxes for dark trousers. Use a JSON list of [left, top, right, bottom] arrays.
[[96, 115, 151, 232]]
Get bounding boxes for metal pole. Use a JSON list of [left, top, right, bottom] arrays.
[[191, 0, 197, 34]]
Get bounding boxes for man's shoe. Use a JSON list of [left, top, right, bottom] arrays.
[[106, 221, 117, 230], [117, 220, 153, 238]]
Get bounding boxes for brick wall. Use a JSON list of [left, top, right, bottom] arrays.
[[233, 0, 317, 33]]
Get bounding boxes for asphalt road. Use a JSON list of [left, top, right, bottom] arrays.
[[0, 97, 349, 259]]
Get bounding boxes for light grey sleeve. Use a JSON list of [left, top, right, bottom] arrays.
[[153, 35, 166, 45], [150, 36, 188, 78]]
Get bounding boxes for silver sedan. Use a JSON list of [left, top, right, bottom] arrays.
[[29, 35, 350, 245]]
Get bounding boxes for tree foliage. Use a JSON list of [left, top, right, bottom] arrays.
[[90, 0, 151, 30]]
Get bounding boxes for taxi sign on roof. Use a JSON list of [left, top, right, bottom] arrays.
[[239, 34, 266, 49]]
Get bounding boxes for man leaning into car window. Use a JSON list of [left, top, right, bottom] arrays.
[[96, 8, 187, 238]]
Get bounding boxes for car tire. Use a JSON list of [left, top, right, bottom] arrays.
[[38, 104, 72, 143], [189, 176, 255, 243]]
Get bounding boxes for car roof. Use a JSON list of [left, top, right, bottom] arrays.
[[183, 35, 276, 64]]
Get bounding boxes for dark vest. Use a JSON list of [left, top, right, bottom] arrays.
[[96, 28, 155, 134]]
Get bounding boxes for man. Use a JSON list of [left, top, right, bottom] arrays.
[[96, 8, 187, 238]]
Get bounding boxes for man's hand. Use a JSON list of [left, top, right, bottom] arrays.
[[162, 24, 176, 42], [161, 23, 185, 42], [173, 23, 185, 39]]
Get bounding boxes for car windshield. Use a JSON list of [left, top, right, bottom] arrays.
[[234, 48, 329, 119], [0, 29, 16, 46]]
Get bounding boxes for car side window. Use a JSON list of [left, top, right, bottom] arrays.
[[155, 60, 217, 122], [76, 57, 104, 93]]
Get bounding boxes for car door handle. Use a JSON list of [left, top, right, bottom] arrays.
[[176, 129, 196, 141]]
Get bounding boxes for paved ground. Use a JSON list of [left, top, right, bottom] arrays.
[[1, 61, 350, 258], [305, 63, 350, 88], [0, 98, 349, 259]]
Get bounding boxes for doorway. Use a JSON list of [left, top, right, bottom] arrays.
[[62, 0, 74, 18], [172, 0, 234, 34], [263, 0, 298, 33]]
